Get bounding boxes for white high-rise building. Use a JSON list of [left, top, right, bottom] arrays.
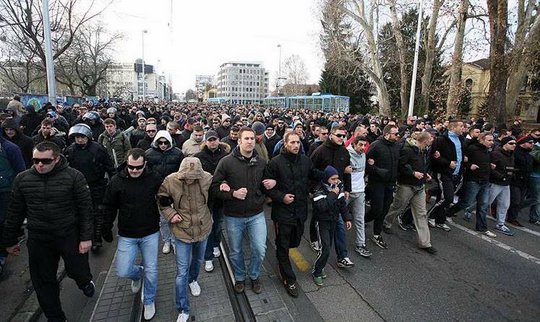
[[216, 61, 269, 104]]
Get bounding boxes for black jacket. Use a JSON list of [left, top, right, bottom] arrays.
[[102, 167, 162, 238], [397, 139, 430, 186], [310, 139, 352, 192], [511, 146, 533, 187], [5, 131, 34, 169], [312, 182, 351, 222], [136, 135, 153, 151], [211, 146, 267, 217], [430, 131, 465, 175], [265, 150, 322, 223], [194, 143, 230, 175], [145, 146, 184, 181], [489, 148, 514, 186], [264, 134, 281, 157], [64, 141, 115, 187], [3, 156, 93, 247], [365, 138, 400, 185], [221, 136, 238, 151], [464, 141, 491, 182]]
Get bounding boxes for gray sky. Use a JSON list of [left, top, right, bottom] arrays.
[[104, 0, 324, 93]]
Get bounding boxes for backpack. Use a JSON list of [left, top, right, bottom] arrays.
[[0, 143, 16, 192]]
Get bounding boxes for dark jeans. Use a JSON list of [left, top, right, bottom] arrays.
[[204, 204, 224, 261], [274, 220, 304, 283], [27, 231, 92, 322], [365, 182, 395, 235], [313, 220, 335, 277], [449, 181, 490, 232], [508, 185, 528, 221], [309, 208, 347, 260], [90, 186, 105, 245], [428, 173, 462, 224], [0, 192, 11, 259]]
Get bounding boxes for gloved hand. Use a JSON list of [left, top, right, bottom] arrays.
[[102, 229, 113, 243]]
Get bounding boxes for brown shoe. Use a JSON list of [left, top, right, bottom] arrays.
[[251, 278, 262, 294], [234, 281, 245, 293]]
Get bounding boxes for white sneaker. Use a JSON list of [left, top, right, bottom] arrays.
[[143, 303, 155, 320], [162, 241, 171, 254], [310, 241, 321, 252], [428, 219, 436, 228], [189, 280, 201, 296], [176, 312, 189, 322], [213, 246, 221, 257], [483, 230, 497, 238], [131, 278, 142, 293], [204, 260, 214, 272]]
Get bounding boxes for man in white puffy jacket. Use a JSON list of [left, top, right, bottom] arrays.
[[346, 136, 372, 257]]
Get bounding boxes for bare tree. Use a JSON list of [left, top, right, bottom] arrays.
[[0, 35, 44, 93], [446, 0, 470, 117], [56, 23, 122, 96], [282, 54, 309, 95], [505, 0, 539, 120], [486, 0, 508, 124], [0, 0, 111, 83], [326, 0, 391, 116]]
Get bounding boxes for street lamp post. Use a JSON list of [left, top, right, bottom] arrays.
[[277, 44, 282, 96], [408, 0, 424, 117], [42, 0, 56, 103], [141, 29, 148, 100]]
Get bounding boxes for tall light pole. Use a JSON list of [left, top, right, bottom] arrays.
[[277, 44, 282, 96], [408, 0, 424, 117], [141, 29, 148, 100], [42, 0, 56, 103]]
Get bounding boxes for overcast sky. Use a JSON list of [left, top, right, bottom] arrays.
[[103, 0, 324, 93]]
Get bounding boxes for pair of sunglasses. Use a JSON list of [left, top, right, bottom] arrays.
[[32, 158, 55, 165], [127, 164, 145, 170]]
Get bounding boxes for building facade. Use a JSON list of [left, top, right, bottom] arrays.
[[216, 61, 269, 104]]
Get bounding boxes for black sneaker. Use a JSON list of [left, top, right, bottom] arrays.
[[234, 281, 245, 293], [420, 247, 437, 255], [81, 281, 95, 297], [337, 257, 355, 268], [371, 235, 388, 249], [285, 281, 299, 298], [251, 278, 262, 294], [397, 216, 408, 231]]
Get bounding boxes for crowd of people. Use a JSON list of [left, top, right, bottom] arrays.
[[1, 95, 540, 322]]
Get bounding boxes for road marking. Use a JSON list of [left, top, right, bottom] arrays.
[[485, 215, 540, 237], [289, 248, 311, 272], [447, 220, 540, 266]]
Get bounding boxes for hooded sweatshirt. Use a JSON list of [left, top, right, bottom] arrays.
[[145, 130, 184, 180], [158, 157, 213, 243], [346, 145, 366, 193]]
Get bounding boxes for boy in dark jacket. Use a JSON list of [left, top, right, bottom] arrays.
[[311, 166, 352, 286]]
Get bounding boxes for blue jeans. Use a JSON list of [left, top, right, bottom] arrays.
[[453, 181, 490, 232], [204, 205, 224, 261], [174, 238, 207, 314], [116, 231, 159, 305], [334, 216, 348, 260], [224, 212, 267, 282], [159, 214, 173, 243], [530, 176, 540, 222]]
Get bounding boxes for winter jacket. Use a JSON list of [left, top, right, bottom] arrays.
[[102, 166, 162, 238], [463, 140, 491, 182], [211, 146, 267, 217], [216, 125, 231, 139], [3, 121, 34, 169], [311, 139, 352, 192], [312, 182, 351, 222], [145, 131, 184, 181], [264, 134, 281, 157], [489, 147, 514, 186], [136, 135, 153, 151], [158, 157, 213, 243], [194, 143, 230, 175], [265, 150, 322, 223], [430, 131, 465, 175], [531, 143, 540, 177], [32, 128, 66, 150], [221, 136, 238, 150], [511, 146, 533, 186], [129, 128, 146, 147], [0, 135, 25, 193], [98, 130, 132, 165], [64, 141, 115, 187], [20, 111, 45, 137], [365, 138, 400, 185], [397, 139, 430, 186], [3, 156, 93, 247], [181, 136, 203, 157]]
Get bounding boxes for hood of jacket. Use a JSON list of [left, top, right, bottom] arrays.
[[174, 157, 205, 180], [201, 142, 231, 154], [151, 130, 173, 151]]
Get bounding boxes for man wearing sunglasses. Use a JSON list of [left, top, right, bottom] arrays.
[[136, 123, 158, 151], [310, 125, 355, 268], [101, 148, 162, 320], [3, 142, 95, 321]]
